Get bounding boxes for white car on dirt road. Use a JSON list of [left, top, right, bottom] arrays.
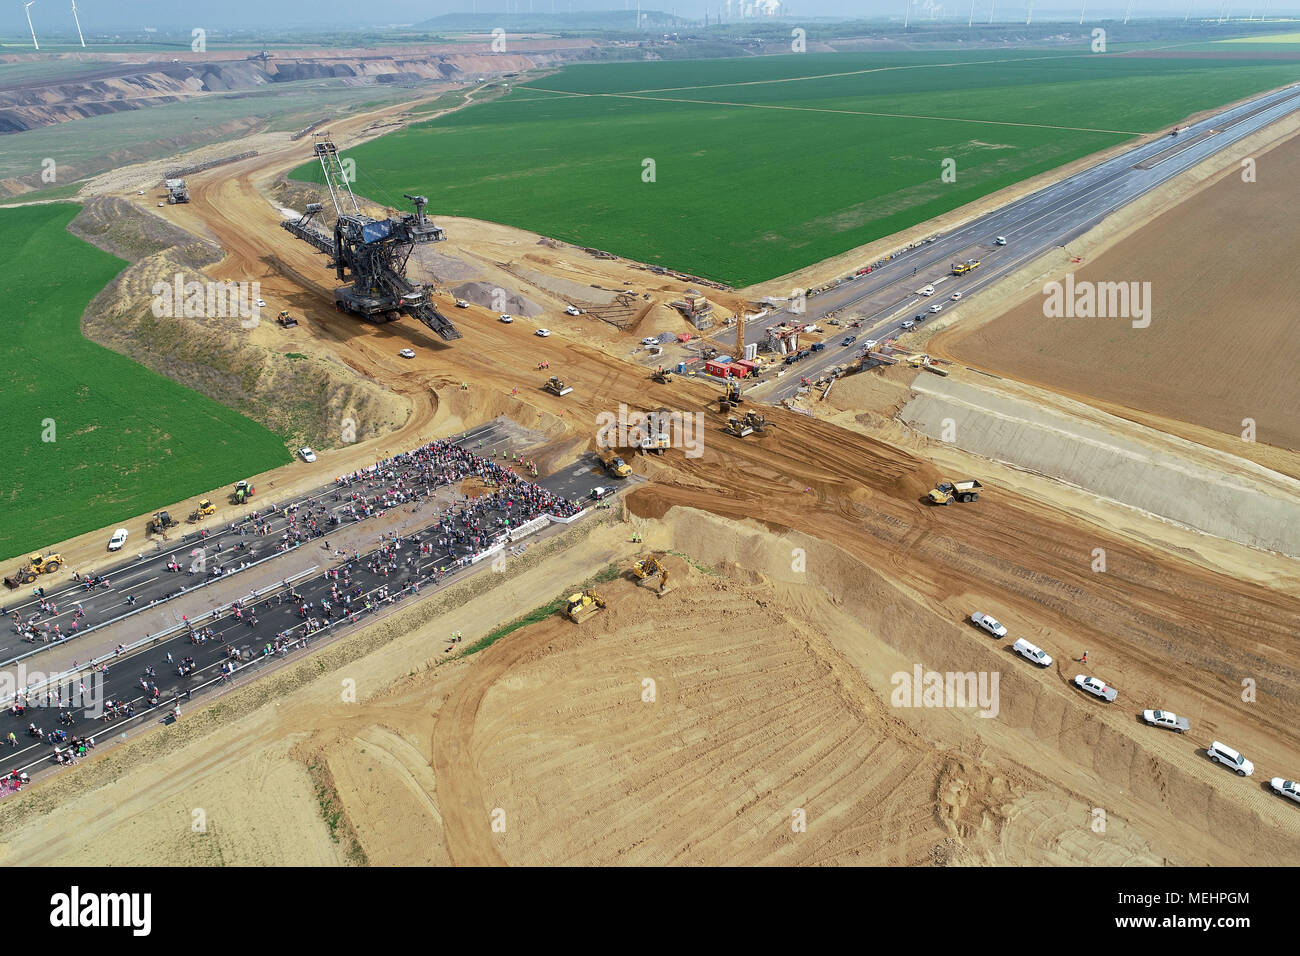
[[299, 447, 316, 463], [971, 612, 1007, 638], [1141, 709, 1189, 733], [108, 528, 129, 552], [1208, 741, 1253, 776], [399, 348, 416, 359], [565, 306, 581, 316], [1270, 778, 1300, 803], [1012, 638, 1051, 667], [1074, 675, 1118, 702], [498, 314, 513, 323], [536, 328, 551, 337]]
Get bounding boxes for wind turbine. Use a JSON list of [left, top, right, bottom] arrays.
[[1026, 0, 1033, 24], [24, 1, 39, 50], [1123, 0, 1133, 23], [968, 0, 974, 27], [989, 0, 996, 24], [1079, 0, 1087, 25], [71, 0, 84, 47]]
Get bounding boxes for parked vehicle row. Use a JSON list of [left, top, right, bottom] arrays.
[[967, 605, 1296, 799]]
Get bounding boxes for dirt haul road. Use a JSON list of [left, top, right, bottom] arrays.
[[93, 101, 1300, 865]]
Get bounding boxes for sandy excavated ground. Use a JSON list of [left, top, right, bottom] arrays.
[[5, 84, 1300, 867], [4, 506, 1298, 866]]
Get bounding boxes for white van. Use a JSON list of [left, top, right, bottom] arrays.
[[1208, 741, 1254, 777], [1012, 638, 1052, 668]]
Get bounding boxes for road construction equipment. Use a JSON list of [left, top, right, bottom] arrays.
[[146, 511, 178, 535], [3, 553, 63, 589], [641, 410, 672, 454], [651, 366, 673, 384], [952, 259, 981, 276], [189, 499, 215, 522], [164, 178, 190, 204], [544, 376, 573, 397], [742, 411, 769, 433], [277, 310, 299, 328], [928, 479, 982, 505], [724, 416, 754, 438], [233, 480, 254, 504], [719, 379, 743, 412], [601, 453, 631, 479], [566, 589, 606, 623], [632, 555, 664, 580], [632, 555, 672, 593]]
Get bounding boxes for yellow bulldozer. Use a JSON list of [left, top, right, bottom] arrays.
[[741, 411, 769, 434], [544, 376, 573, 397], [723, 415, 754, 438], [651, 366, 674, 384], [4, 553, 63, 589], [188, 499, 215, 522], [566, 589, 606, 623], [632, 555, 671, 594]]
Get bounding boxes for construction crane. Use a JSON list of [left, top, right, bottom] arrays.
[[281, 134, 461, 341]]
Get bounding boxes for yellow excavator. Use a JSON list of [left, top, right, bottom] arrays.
[[567, 589, 606, 623], [719, 379, 743, 412], [188, 499, 216, 522], [632, 556, 670, 594], [4, 553, 63, 589]]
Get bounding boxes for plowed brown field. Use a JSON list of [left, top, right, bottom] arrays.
[[937, 131, 1300, 453]]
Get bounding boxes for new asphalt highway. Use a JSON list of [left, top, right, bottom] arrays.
[[746, 83, 1300, 402], [1, 418, 604, 666]]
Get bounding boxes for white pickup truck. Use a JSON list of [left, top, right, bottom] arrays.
[[1074, 675, 1118, 702], [1141, 709, 1189, 733]]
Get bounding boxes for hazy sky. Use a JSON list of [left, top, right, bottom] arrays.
[[13, 0, 1287, 32]]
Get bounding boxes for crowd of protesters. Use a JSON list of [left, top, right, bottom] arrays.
[[2, 435, 582, 783]]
